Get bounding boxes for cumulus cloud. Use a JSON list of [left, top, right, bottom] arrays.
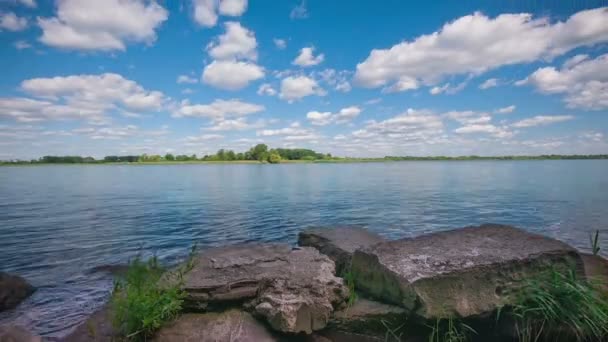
[[204, 118, 266, 131], [293, 47, 324, 67], [353, 109, 444, 142], [206, 22, 257, 61], [313, 69, 352, 92], [183, 134, 224, 145], [273, 38, 287, 49], [511, 115, 574, 128], [307, 106, 361, 126], [38, 0, 168, 51], [0, 73, 163, 123], [202, 60, 264, 90], [14, 40, 31, 50], [192, 0, 217, 27], [524, 53, 608, 110], [0, 12, 27, 31], [218, 0, 247, 16], [279, 75, 325, 102], [174, 99, 264, 121], [354, 7, 608, 91]]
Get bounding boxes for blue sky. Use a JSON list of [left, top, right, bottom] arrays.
[[1, 0, 607, 159]]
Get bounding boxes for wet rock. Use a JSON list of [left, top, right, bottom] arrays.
[[0, 325, 41, 342], [581, 253, 608, 292], [329, 299, 406, 336], [153, 310, 277, 342], [0, 272, 35, 312], [298, 227, 385, 275], [179, 244, 349, 334], [61, 305, 117, 342], [351, 224, 584, 319]]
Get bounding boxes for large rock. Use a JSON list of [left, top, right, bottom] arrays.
[[153, 310, 277, 342], [0, 272, 35, 312], [581, 253, 608, 292], [179, 244, 349, 334], [329, 299, 406, 336], [0, 325, 41, 342], [351, 224, 584, 319], [299, 227, 385, 275], [61, 305, 117, 342]]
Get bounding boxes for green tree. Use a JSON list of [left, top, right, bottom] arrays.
[[164, 153, 175, 161], [250, 144, 268, 161], [268, 151, 282, 164]]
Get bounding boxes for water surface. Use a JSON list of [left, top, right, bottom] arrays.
[[1, 161, 607, 338]]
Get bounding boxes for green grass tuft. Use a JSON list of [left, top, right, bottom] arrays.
[[427, 317, 476, 342], [512, 267, 608, 342], [343, 269, 358, 307], [111, 246, 196, 341], [590, 230, 601, 256]]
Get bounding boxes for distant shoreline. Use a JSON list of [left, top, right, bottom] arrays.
[[2, 156, 608, 166]]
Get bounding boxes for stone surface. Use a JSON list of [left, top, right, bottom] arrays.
[[329, 299, 406, 335], [581, 253, 608, 292], [154, 310, 277, 342], [61, 305, 117, 342], [179, 243, 349, 334], [0, 272, 35, 312], [0, 325, 42, 342], [351, 224, 584, 319], [298, 227, 386, 275]]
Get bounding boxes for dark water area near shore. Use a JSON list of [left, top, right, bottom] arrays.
[[1, 160, 607, 338]]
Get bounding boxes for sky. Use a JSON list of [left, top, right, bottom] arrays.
[[1, 0, 608, 159]]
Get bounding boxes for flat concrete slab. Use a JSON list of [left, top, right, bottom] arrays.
[[351, 224, 584, 318]]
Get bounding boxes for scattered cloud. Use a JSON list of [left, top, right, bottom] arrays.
[[174, 99, 264, 121], [257, 83, 277, 96], [177, 75, 198, 84], [307, 106, 362, 126], [205, 118, 267, 131], [293, 47, 324, 67], [354, 8, 608, 92], [290, 0, 308, 19], [0, 12, 27, 31], [202, 60, 264, 90], [38, 0, 168, 51], [524, 53, 608, 110], [192, 0, 217, 27], [429, 79, 468, 95], [279, 75, 325, 102], [511, 115, 575, 128], [218, 0, 248, 16], [352, 109, 444, 142], [206, 22, 257, 61], [273, 38, 287, 49], [479, 78, 499, 89], [0, 73, 163, 123], [14, 40, 31, 50], [495, 105, 516, 114]]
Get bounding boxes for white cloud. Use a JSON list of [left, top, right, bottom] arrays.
[[0, 12, 27, 31], [353, 109, 444, 142], [183, 134, 224, 145], [174, 99, 264, 121], [429, 80, 468, 95], [193, 0, 217, 27], [524, 53, 608, 110], [14, 40, 31, 50], [495, 105, 515, 114], [454, 124, 513, 138], [19, 0, 36, 7], [206, 22, 257, 61], [479, 78, 499, 89], [273, 38, 287, 49], [336, 81, 352, 92], [279, 75, 325, 102], [218, 0, 247, 16], [38, 0, 168, 51], [257, 83, 277, 96], [202, 60, 264, 90], [307, 106, 362, 126], [511, 115, 574, 128], [293, 47, 324, 67], [0, 73, 163, 123], [354, 7, 608, 91], [177, 75, 198, 84], [204, 118, 266, 131], [290, 0, 308, 19]]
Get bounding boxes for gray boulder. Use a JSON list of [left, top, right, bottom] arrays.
[[154, 310, 277, 342], [0, 272, 35, 312], [0, 325, 41, 342], [299, 227, 385, 275], [329, 298, 406, 336], [351, 224, 584, 319], [179, 243, 349, 334]]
